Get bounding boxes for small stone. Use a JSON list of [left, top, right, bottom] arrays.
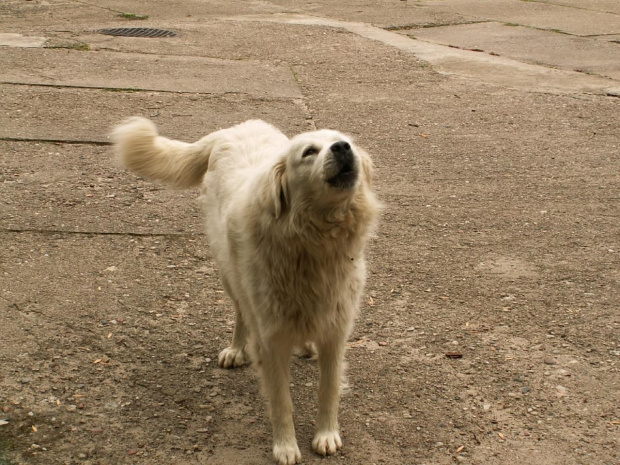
[[544, 358, 557, 365], [21, 378, 31, 384], [78, 453, 87, 459], [127, 449, 138, 456], [522, 387, 531, 394]]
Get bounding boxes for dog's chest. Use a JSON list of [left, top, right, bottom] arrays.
[[252, 244, 364, 333]]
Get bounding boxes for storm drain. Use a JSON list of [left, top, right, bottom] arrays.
[[98, 28, 177, 38]]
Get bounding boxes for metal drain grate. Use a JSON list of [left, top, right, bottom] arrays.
[[98, 28, 177, 38]]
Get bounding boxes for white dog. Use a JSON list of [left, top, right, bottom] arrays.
[[113, 118, 379, 464]]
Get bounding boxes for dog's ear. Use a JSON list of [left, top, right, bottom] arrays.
[[271, 159, 288, 219]]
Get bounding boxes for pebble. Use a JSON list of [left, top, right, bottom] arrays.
[[544, 358, 558, 365], [522, 387, 531, 394], [21, 378, 31, 384]]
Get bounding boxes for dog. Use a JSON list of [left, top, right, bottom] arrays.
[[112, 117, 380, 464]]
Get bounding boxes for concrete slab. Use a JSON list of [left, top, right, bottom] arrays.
[[420, 0, 620, 36], [0, 48, 301, 98], [68, 0, 468, 28], [0, 86, 308, 233], [0, 0, 114, 29], [0, 33, 46, 47], [0, 141, 203, 235], [531, 0, 620, 15], [230, 14, 620, 95], [0, 85, 309, 143], [410, 22, 620, 80]]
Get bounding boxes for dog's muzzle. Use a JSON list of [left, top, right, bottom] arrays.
[[326, 141, 358, 189]]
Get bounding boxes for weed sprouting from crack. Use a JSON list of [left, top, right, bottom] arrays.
[[118, 12, 149, 20], [45, 42, 90, 51]]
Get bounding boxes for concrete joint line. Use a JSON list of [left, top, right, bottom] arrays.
[[518, 0, 620, 16], [0, 137, 111, 146], [223, 14, 620, 95], [0, 80, 261, 97], [3, 228, 204, 238]]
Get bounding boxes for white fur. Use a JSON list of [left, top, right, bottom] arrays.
[[113, 117, 380, 464]]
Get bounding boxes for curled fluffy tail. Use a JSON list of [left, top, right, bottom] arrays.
[[112, 117, 212, 189]]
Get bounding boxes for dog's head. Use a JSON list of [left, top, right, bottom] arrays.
[[270, 129, 374, 220]]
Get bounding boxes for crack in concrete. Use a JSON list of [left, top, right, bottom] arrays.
[[383, 20, 490, 31]]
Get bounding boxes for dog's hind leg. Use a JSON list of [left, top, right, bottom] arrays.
[[261, 337, 301, 465], [218, 297, 249, 368], [312, 335, 345, 456]]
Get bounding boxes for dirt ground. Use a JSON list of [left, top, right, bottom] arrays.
[[1, 1, 619, 465]]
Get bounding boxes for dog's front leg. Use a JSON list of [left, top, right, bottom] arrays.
[[312, 336, 345, 456], [261, 338, 301, 465]]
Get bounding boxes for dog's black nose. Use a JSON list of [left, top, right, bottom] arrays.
[[330, 141, 353, 164]]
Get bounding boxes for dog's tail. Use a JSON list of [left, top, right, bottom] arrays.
[[112, 117, 214, 189]]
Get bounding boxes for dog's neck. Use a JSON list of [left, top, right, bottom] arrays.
[[283, 190, 379, 257]]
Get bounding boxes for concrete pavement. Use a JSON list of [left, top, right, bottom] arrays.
[[1, 1, 619, 465]]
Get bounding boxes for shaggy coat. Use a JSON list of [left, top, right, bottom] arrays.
[[113, 118, 380, 465]]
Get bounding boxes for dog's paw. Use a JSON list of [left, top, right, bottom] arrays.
[[273, 440, 301, 465], [312, 430, 342, 456], [217, 346, 248, 368]]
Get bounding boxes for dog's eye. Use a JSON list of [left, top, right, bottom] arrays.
[[302, 146, 318, 158]]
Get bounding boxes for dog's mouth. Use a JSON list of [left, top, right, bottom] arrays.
[[326, 163, 358, 189]]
